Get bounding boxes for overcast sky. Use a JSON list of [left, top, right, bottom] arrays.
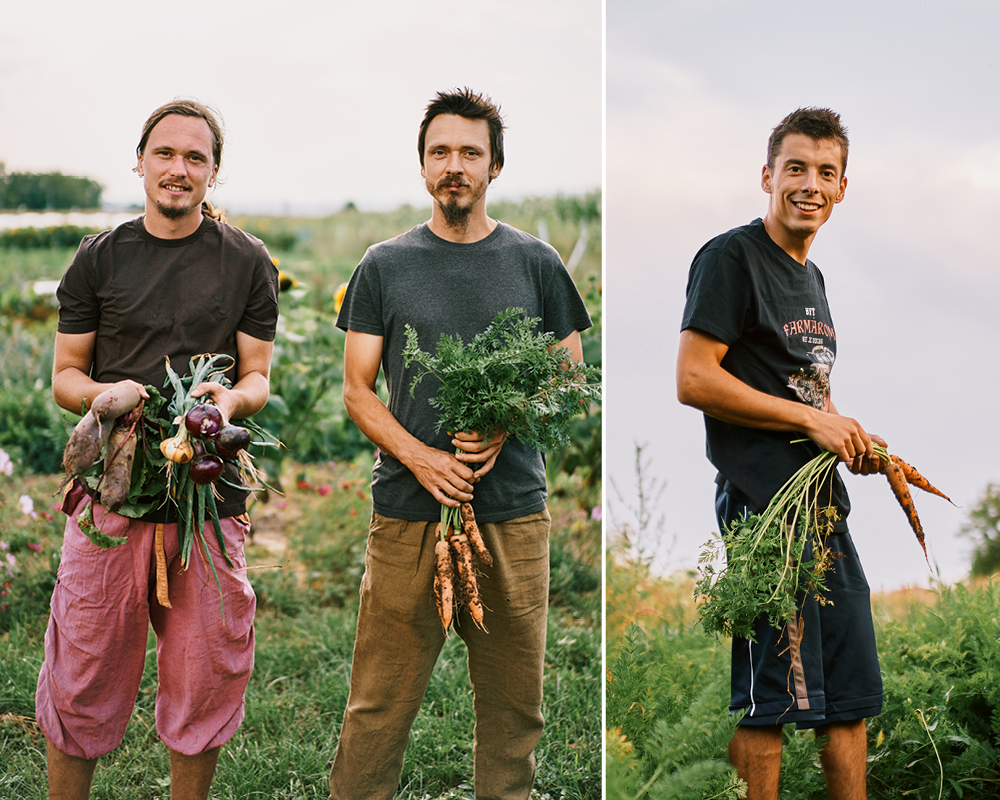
[[0, 0, 601, 214], [606, 0, 1000, 591]]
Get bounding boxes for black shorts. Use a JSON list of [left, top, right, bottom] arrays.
[[715, 482, 883, 729]]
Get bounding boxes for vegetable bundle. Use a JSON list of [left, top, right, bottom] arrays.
[[694, 445, 952, 641], [403, 307, 601, 634], [60, 353, 279, 618]]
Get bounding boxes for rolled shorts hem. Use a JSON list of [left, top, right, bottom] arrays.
[[732, 693, 883, 729]]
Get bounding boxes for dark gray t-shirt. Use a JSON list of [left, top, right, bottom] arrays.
[[336, 222, 592, 524]]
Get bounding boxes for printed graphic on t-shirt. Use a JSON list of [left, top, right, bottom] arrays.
[[788, 345, 834, 411]]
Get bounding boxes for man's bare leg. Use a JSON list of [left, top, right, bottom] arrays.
[[816, 719, 868, 800], [169, 746, 221, 800], [47, 741, 97, 800], [728, 724, 783, 800]]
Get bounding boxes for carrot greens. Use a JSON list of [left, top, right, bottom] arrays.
[[402, 307, 601, 631], [695, 444, 889, 641]]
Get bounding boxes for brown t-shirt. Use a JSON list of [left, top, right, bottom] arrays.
[[57, 215, 279, 519]]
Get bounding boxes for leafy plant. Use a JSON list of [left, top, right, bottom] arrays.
[[402, 306, 602, 538], [403, 307, 602, 452], [694, 448, 866, 640]]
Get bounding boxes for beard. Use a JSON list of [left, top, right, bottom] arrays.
[[438, 196, 474, 227], [432, 175, 487, 228], [155, 198, 199, 220]]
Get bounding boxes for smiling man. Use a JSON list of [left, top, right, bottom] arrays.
[[37, 99, 278, 800], [328, 88, 592, 800], [676, 108, 884, 800]]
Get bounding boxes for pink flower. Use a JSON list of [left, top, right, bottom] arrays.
[[348, 508, 358, 517], [318, 484, 333, 496], [591, 506, 603, 521], [28, 542, 42, 552], [0, 449, 12, 476], [19, 495, 37, 519]]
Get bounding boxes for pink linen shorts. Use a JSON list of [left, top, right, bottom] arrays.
[[35, 503, 256, 759]]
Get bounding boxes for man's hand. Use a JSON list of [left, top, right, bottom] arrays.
[[452, 430, 507, 482], [190, 381, 236, 423], [408, 444, 477, 507], [845, 433, 888, 475]]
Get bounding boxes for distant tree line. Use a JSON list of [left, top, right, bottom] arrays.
[[0, 163, 103, 211]]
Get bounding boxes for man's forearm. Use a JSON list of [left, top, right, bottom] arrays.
[[677, 352, 817, 433], [52, 368, 125, 415], [221, 371, 270, 421], [344, 382, 429, 468]]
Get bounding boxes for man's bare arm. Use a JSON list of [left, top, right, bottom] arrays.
[[191, 331, 273, 422], [343, 329, 474, 508], [52, 331, 148, 414], [676, 328, 875, 462]]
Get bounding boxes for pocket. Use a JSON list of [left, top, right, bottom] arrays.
[[63, 504, 134, 556]]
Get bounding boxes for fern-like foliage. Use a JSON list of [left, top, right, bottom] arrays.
[[402, 307, 601, 452]]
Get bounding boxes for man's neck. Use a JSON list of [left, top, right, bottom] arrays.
[[427, 206, 497, 243], [142, 206, 204, 239], [762, 215, 814, 265]]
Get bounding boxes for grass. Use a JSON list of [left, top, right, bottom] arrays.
[[0, 459, 600, 799]]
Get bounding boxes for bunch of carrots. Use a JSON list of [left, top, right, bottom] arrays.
[[433, 502, 493, 634], [695, 442, 953, 640]]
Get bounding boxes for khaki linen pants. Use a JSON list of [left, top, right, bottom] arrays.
[[329, 508, 550, 800]]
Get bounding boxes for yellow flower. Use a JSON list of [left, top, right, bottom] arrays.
[[278, 270, 299, 292], [334, 282, 348, 313]]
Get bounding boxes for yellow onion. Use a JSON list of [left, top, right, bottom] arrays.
[[160, 434, 195, 464]]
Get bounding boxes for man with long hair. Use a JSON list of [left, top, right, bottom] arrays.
[[37, 99, 278, 800]]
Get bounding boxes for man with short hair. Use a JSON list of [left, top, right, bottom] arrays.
[[329, 88, 593, 800], [37, 99, 279, 800], [676, 107, 883, 800]]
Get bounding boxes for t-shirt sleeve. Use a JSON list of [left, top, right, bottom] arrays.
[[541, 249, 592, 342], [236, 241, 280, 343], [56, 235, 102, 335], [335, 249, 385, 336], [680, 240, 753, 345]]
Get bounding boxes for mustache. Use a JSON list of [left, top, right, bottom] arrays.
[[435, 177, 469, 190]]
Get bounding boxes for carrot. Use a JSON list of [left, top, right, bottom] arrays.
[[885, 459, 928, 564], [459, 502, 493, 567], [433, 535, 455, 635], [890, 454, 955, 506], [155, 522, 172, 608], [450, 531, 486, 630]]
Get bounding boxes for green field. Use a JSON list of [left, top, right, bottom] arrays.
[[606, 554, 1000, 800]]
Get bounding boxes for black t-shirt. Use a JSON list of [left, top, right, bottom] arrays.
[[336, 222, 592, 524], [681, 218, 850, 528], [57, 215, 280, 519]]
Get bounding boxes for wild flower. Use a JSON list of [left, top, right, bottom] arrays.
[[0, 448, 12, 477], [19, 494, 38, 519]]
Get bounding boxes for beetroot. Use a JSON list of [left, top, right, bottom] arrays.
[[190, 455, 225, 485], [215, 425, 251, 460], [185, 403, 224, 440]]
